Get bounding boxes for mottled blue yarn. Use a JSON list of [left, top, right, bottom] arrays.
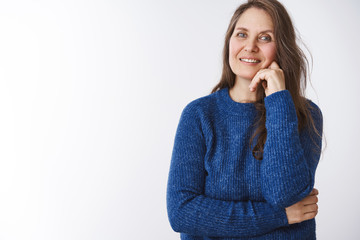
[[167, 87, 323, 240]]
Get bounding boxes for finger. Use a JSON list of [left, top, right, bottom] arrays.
[[303, 203, 318, 214], [308, 188, 318, 196], [249, 70, 262, 90], [309, 188, 319, 196], [303, 210, 318, 221], [268, 61, 280, 69], [261, 80, 267, 89], [302, 195, 318, 205], [249, 70, 268, 91]]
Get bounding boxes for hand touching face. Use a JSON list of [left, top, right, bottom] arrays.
[[249, 61, 286, 96]]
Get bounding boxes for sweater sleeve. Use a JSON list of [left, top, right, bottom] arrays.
[[166, 102, 289, 238], [260, 90, 323, 209]]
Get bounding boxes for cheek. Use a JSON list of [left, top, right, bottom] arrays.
[[229, 38, 242, 58], [262, 44, 277, 62], [228, 39, 236, 68]]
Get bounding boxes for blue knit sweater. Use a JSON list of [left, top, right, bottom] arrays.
[[166, 87, 323, 239]]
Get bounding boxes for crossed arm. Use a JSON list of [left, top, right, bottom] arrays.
[[166, 91, 323, 238]]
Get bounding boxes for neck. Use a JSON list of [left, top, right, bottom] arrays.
[[229, 76, 257, 103]]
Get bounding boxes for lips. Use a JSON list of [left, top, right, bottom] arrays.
[[239, 58, 261, 63]]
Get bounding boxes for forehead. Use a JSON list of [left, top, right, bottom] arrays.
[[235, 7, 274, 31]]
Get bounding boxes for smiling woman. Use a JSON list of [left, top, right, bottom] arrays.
[[229, 8, 277, 83], [166, 0, 323, 239]]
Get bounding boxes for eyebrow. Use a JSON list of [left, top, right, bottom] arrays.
[[235, 27, 273, 34]]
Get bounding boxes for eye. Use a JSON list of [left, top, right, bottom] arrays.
[[259, 35, 272, 42], [236, 32, 247, 38]]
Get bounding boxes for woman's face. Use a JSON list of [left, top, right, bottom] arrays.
[[229, 7, 277, 80]]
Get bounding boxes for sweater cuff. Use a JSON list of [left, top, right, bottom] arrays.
[[262, 207, 289, 229], [277, 208, 290, 227], [264, 90, 298, 128]]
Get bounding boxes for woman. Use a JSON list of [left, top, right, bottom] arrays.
[[166, 0, 323, 239]]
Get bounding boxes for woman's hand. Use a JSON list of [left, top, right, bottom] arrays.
[[249, 61, 286, 96], [285, 188, 319, 224]]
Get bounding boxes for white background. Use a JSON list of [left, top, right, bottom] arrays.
[[0, 0, 359, 239]]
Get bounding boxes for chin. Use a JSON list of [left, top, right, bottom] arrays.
[[236, 72, 257, 80]]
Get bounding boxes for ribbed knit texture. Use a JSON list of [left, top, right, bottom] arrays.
[[166, 87, 323, 239]]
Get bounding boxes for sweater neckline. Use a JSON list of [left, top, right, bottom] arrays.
[[218, 87, 257, 116]]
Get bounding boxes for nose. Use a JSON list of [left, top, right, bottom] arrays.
[[244, 38, 258, 52]]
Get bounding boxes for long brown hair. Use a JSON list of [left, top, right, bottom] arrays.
[[211, 0, 320, 160]]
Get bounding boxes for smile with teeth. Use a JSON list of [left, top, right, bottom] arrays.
[[240, 58, 260, 63]]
